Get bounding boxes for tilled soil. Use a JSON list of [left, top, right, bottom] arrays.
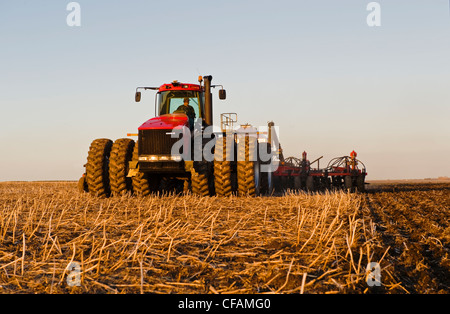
[[362, 182, 450, 293]]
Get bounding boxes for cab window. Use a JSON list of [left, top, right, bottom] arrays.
[[158, 91, 201, 118]]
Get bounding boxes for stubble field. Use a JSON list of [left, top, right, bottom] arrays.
[[0, 180, 448, 294]]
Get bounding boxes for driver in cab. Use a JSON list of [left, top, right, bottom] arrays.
[[175, 97, 196, 130]]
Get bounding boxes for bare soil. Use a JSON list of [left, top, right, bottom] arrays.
[[362, 181, 450, 293]]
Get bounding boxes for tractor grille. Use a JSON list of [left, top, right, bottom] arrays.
[[139, 129, 179, 155]]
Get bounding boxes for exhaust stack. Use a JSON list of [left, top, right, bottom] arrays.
[[203, 75, 213, 126]]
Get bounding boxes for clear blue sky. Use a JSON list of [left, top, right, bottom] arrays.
[[1, 0, 449, 181]]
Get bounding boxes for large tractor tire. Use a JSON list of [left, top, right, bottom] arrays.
[[214, 136, 233, 197], [132, 172, 151, 196], [78, 175, 88, 193], [191, 170, 210, 196], [130, 141, 159, 196], [86, 138, 113, 198], [237, 136, 259, 197], [109, 138, 135, 196], [190, 160, 214, 197]]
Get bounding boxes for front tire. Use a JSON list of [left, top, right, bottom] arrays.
[[131, 141, 158, 196], [109, 138, 135, 196], [191, 168, 211, 196], [86, 139, 113, 198], [78, 175, 88, 193]]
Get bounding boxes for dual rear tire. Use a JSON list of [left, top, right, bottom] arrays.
[[80, 137, 274, 198], [214, 136, 233, 197], [82, 138, 136, 197], [81, 138, 180, 197], [85, 139, 113, 198], [236, 137, 273, 197], [109, 139, 135, 196]]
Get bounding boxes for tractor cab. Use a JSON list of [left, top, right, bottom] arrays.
[[156, 82, 204, 131], [157, 89, 203, 118], [135, 76, 226, 130]]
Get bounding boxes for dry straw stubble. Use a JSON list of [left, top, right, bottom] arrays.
[[0, 181, 383, 294]]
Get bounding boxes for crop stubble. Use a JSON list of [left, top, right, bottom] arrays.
[[0, 181, 448, 294]]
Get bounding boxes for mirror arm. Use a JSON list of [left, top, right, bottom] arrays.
[[136, 87, 159, 91], [135, 87, 158, 103]]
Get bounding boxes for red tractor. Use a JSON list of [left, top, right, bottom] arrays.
[[79, 75, 275, 197]]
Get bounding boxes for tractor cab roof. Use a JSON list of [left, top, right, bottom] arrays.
[[158, 81, 203, 93]]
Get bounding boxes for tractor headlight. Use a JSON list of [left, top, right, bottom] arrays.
[[139, 155, 182, 162], [171, 155, 182, 162]]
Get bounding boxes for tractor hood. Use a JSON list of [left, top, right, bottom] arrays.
[[138, 114, 188, 130]]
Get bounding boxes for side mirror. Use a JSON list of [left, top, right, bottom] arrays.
[[219, 89, 227, 100], [135, 91, 141, 102]]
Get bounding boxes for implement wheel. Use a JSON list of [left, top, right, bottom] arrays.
[[356, 175, 365, 192], [344, 176, 353, 192], [306, 176, 315, 192]]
